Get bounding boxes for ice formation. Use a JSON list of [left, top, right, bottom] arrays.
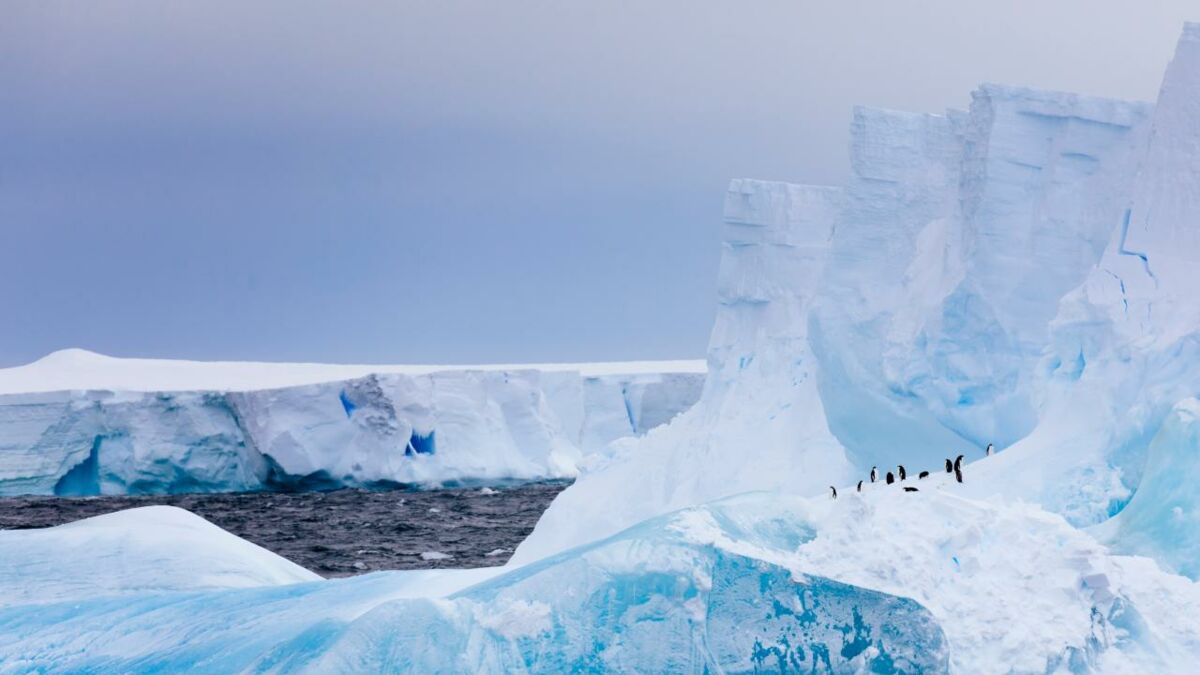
[[6, 21, 1200, 675], [0, 495, 950, 672], [8, 488, 1200, 673], [0, 506, 319, 608], [0, 351, 702, 495], [516, 26, 1195, 569]]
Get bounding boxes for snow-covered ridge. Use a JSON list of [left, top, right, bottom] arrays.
[[0, 348, 704, 395], [0, 350, 704, 495]]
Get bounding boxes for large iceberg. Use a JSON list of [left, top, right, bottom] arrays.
[[516, 25, 1193, 567], [0, 350, 703, 495]]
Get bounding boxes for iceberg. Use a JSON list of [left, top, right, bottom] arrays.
[[0, 351, 703, 495], [8, 488, 1200, 673], [0, 495, 950, 673]]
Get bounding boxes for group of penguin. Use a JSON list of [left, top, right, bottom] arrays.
[[829, 443, 994, 499]]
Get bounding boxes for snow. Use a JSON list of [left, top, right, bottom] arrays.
[[419, 551, 452, 561], [0, 348, 704, 395], [0, 506, 319, 607]]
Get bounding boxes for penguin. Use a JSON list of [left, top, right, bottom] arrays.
[[903, 486, 919, 492], [945, 458, 953, 473], [954, 466, 963, 484], [885, 472, 895, 485], [918, 471, 929, 479], [830, 485, 838, 500], [856, 480, 863, 493], [954, 454, 964, 471], [870, 466, 878, 483], [898, 465, 907, 480], [986, 443, 994, 456]]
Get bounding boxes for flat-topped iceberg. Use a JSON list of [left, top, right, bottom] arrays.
[[0, 351, 703, 495]]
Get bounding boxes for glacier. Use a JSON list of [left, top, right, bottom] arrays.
[[6, 21, 1200, 675], [0, 350, 703, 495]]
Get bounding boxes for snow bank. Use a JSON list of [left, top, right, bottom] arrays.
[[0, 354, 703, 495], [0, 506, 318, 607]]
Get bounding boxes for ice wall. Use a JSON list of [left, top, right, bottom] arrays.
[[514, 180, 855, 563], [812, 88, 1150, 473], [0, 365, 703, 495], [963, 25, 1200, 530]]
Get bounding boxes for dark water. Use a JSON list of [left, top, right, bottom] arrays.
[[0, 481, 570, 577]]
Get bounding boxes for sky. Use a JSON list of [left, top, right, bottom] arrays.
[[1, 1, 1196, 367]]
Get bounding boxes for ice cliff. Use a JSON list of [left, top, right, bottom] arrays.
[[0, 351, 703, 495], [518, 23, 1200, 591]]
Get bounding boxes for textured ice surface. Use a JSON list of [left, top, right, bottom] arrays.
[[0, 496, 949, 673], [1104, 398, 1200, 580], [0, 353, 702, 495]]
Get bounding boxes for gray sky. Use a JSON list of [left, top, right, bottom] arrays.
[[2, 1, 1195, 367]]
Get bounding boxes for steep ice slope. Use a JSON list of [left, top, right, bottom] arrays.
[[514, 180, 855, 563], [0, 353, 703, 495], [0, 497, 948, 673], [0, 506, 318, 607], [974, 24, 1200, 530], [812, 87, 1150, 472]]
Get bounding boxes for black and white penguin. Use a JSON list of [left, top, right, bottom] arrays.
[[918, 471, 929, 479], [954, 454, 964, 471], [903, 486, 919, 492], [830, 485, 838, 499], [986, 443, 994, 456], [886, 472, 895, 485], [945, 458, 953, 473], [870, 466, 878, 483], [898, 465, 907, 481], [857, 480, 863, 493]]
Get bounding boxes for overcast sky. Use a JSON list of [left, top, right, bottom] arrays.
[[2, 1, 1196, 367]]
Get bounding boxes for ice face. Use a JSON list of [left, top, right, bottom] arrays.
[[1105, 398, 1200, 580], [812, 87, 1150, 473], [970, 23, 1200, 529], [0, 365, 702, 495]]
